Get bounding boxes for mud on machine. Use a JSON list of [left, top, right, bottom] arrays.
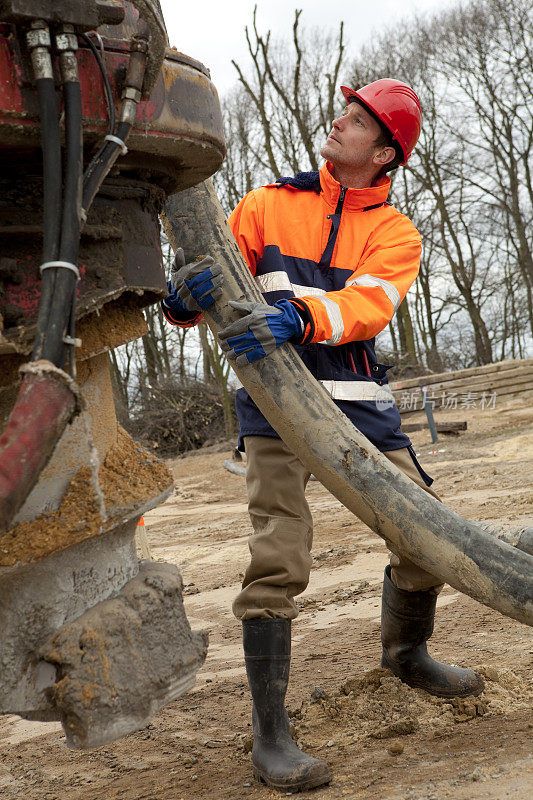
[[0, 0, 225, 748]]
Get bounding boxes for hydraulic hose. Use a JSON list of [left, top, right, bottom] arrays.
[[41, 29, 83, 371], [82, 120, 131, 214], [82, 21, 149, 217], [28, 21, 62, 362]]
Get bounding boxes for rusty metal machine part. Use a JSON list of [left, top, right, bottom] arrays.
[[0, 523, 139, 720], [0, 0, 221, 746], [0, 175, 167, 355], [0, 11, 224, 193], [0, 1, 126, 29], [162, 181, 533, 628], [0, 0, 167, 95], [39, 561, 208, 749], [0, 6, 225, 353]]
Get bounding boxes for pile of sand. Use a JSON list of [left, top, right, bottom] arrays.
[[1, 427, 172, 568], [290, 665, 532, 749]]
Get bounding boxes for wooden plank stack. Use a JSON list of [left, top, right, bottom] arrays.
[[389, 358, 533, 416]]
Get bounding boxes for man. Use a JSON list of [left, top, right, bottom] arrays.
[[162, 79, 484, 792]]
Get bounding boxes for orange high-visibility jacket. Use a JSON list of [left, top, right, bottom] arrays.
[[229, 162, 421, 347], [228, 162, 422, 455]]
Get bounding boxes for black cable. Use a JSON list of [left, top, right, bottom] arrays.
[[80, 32, 115, 136], [31, 76, 62, 361], [80, 32, 116, 183]]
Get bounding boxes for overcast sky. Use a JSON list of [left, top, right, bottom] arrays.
[[159, 0, 460, 96]]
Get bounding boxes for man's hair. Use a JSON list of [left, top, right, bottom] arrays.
[[350, 97, 403, 173], [374, 126, 403, 173]]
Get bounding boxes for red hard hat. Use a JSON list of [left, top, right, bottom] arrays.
[[340, 79, 421, 164]]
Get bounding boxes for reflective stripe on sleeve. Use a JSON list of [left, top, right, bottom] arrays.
[[345, 274, 401, 311], [255, 272, 326, 298], [320, 380, 395, 406], [316, 297, 344, 344]]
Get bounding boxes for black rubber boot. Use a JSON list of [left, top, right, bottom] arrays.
[[242, 618, 331, 792], [381, 566, 484, 698]]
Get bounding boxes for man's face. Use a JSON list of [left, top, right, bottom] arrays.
[[320, 101, 385, 171]]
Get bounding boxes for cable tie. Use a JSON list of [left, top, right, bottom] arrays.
[[63, 335, 82, 347], [80, 208, 87, 223], [40, 261, 80, 280], [105, 134, 128, 154]]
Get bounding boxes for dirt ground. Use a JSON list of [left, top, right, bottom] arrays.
[[1, 399, 532, 800]]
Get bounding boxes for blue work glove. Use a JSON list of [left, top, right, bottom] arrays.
[[218, 299, 303, 367], [170, 247, 224, 312], [161, 279, 193, 319]]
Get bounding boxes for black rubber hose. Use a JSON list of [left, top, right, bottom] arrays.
[[31, 76, 62, 361], [60, 80, 83, 267], [82, 119, 132, 214], [41, 78, 83, 368]]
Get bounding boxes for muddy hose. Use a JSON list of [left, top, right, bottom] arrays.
[[478, 523, 533, 557], [162, 180, 533, 628]]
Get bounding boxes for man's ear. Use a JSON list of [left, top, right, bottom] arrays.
[[373, 146, 396, 167]]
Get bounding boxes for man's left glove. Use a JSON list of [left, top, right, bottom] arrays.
[[170, 247, 224, 311], [218, 299, 304, 367]]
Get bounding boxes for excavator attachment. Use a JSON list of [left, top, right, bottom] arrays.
[[0, 1, 223, 746]]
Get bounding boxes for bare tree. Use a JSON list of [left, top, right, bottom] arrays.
[[344, 0, 532, 366], [215, 7, 347, 213]]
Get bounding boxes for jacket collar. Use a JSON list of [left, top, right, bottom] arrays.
[[319, 161, 391, 211]]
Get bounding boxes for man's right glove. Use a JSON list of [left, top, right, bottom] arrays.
[[161, 247, 223, 324], [171, 247, 223, 311], [218, 299, 304, 366]]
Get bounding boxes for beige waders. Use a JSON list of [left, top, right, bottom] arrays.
[[233, 435, 443, 620]]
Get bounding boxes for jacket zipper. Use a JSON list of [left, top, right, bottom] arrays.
[[335, 185, 347, 216], [329, 185, 346, 261], [319, 186, 347, 268], [335, 187, 363, 378]]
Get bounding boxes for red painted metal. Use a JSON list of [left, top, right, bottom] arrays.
[[0, 18, 225, 177], [0, 364, 79, 533]]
